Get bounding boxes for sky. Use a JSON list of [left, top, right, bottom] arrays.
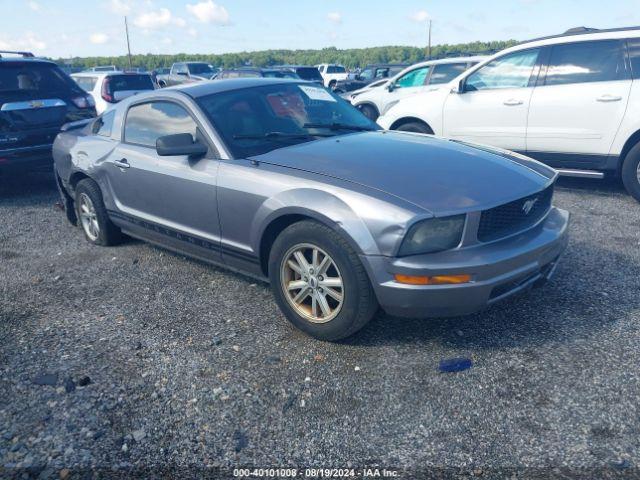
[[0, 0, 638, 59]]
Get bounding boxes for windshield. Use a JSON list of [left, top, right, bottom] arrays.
[[107, 74, 154, 92], [262, 70, 300, 79], [197, 82, 378, 157], [295, 67, 323, 81], [188, 63, 215, 75], [0, 62, 78, 94]]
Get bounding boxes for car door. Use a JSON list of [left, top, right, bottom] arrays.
[[526, 40, 631, 165], [104, 99, 222, 259], [442, 48, 542, 151]]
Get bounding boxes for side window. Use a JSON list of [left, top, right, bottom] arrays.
[[92, 110, 115, 137], [428, 63, 468, 85], [396, 67, 430, 88], [327, 66, 336, 74], [74, 76, 97, 92], [124, 101, 198, 148], [628, 39, 640, 79], [466, 49, 540, 91], [318, 65, 325, 73], [544, 40, 627, 86]]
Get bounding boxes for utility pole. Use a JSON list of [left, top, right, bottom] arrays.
[[125, 16, 132, 69], [428, 19, 432, 59]]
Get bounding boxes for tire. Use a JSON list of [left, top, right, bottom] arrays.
[[268, 220, 378, 341], [395, 121, 433, 135], [358, 104, 379, 121], [74, 178, 122, 246], [621, 142, 640, 203], [328, 80, 337, 90]]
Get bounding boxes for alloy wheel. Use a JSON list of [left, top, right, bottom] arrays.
[[280, 243, 344, 323], [78, 193, 100, 241]]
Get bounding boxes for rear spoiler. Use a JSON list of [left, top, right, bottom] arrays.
[[60, 118, 93, 132]]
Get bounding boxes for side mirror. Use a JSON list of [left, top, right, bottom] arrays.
[[387, 82, 395, 92], [156, 133, 207, 157], [451, 79, 465, 94]]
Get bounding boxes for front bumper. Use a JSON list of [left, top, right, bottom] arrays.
[[361, 207, 570, 318]]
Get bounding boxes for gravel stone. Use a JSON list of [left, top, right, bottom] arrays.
[[2, 171, 640, 474]]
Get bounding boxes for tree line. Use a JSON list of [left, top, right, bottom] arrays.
[[55, 41, 517, 71]]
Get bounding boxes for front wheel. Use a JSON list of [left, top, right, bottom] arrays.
[[621, 142, 640, 203], [394, 121, 433, 135], [268, 221, 378, 341], [358, 104, 379, 121]]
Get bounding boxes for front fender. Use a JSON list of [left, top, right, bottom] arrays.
[[250, 188, 381, 256]]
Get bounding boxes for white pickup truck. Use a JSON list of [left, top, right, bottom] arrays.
[[316, 64, 349, 88]]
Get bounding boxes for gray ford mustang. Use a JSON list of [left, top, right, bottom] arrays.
[[53, 78, 569, 341]]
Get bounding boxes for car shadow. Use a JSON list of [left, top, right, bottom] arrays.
[[555, 175, 626, 196], [0, 167, 58, 206], [345, 241, 640, 350]]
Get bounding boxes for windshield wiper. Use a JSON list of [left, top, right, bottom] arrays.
[[303, 122, 376, 132], [233, 132, 331, 141]]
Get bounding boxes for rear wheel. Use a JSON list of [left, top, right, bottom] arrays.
[[358, 104, 379, 121], [621, 142, 640, 203], [269, 221, 378, 341], [394, 121, 433, 135], [75, 179, 122, 246], [328, 80, 337, 90]]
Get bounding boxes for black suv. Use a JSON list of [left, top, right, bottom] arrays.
[[332, 63, 408, 94], [0, 51, 96, 170]]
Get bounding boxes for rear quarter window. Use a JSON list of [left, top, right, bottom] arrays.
[[73, 76, 98, 92], [107, 74, 154, 92], [0, 62, 78, 94], [92, 110, 115, 137]]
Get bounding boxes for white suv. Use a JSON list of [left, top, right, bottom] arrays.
[[316, 64, 349, 88], [377, 27, 640, 202], [71, 71, 155, 115], [349, 56, 486, 121]]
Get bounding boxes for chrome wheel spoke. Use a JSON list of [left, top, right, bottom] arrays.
[[287, 280, 307, 291], [287, 259, 303, 276], [315, 292, 332, 317], [292, 287, 310, 304], [324, 287, 343, 303], [320, 277, 342, 289], [317, 254, 331, 275], [293, 251, 310, 273]]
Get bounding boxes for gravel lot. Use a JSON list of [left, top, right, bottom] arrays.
[[1, 169, 640, 479]]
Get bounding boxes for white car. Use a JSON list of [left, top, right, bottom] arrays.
[[71, 71, 155, 115], [349, 57, 486, 120], [377, 26, 640, 202], [316, 64, 349, 88]]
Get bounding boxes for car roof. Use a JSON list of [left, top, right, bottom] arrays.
[[0, 56, 55, 64], [175, 77, 304, 97], [501, 26, 640, 55], [71, 71, 150, 78]]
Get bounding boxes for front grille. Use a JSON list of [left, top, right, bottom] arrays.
[[477, 184, 553, 242]]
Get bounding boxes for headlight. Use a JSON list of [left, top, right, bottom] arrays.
[[381, 99, 400, 115], [398, 215, 466, 256]]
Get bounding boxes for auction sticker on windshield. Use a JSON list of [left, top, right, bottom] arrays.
[[298, 85, 337, 102]]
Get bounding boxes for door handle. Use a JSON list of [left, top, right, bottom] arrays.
[[503, 99, 523, 106], [113, 158, 130, 169], [596, 94, 622, 102]]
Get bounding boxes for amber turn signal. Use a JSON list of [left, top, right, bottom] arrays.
[[394, 274, 472, 285]]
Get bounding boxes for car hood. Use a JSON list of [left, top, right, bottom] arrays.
[[250, 131, 556, 215]]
